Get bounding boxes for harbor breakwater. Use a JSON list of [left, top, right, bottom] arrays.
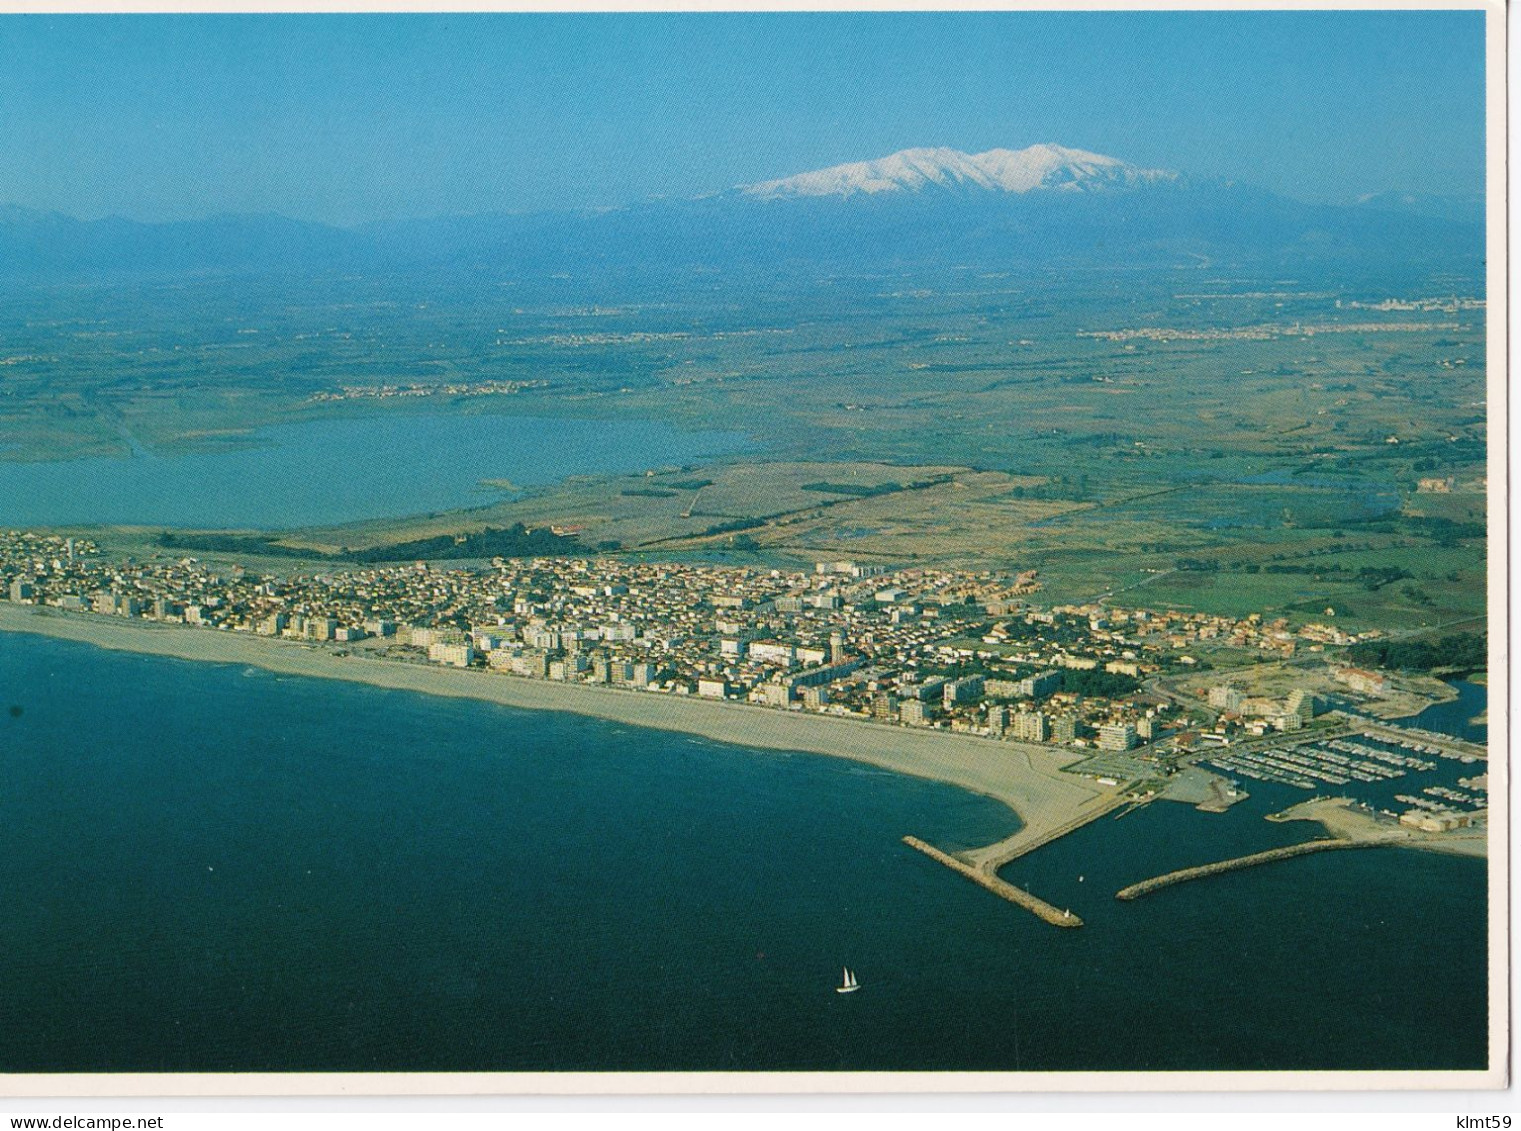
[[1115, 838, 1389, 900], [903, 835, 1083, 927]]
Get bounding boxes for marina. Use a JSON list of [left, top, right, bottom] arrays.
[[1200, 721, 1487, 818], [899, 700, 1491, 927]]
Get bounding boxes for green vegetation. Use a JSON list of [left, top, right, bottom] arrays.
[[699, 517, 767, 537], [802, 480, 901, 497], [1004, 475, 1093, 502], [158, 523, 579, 563], [1061, 668, 1143, 699], [1316, 511, 1486, 546], [799, 477, 943, 498], [347, 524, 576, 562], [157, 532, 315, 560], [1284, 598, 1355, 616], [1345, 632, 1487, 674], [1354, 566, 1413, 590]]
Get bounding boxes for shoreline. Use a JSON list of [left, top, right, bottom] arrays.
[[1269, 796, 1487, 859], [1361, 679, 1460, 721], [0, 605, 1116, 855]]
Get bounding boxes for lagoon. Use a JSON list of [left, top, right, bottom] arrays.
[[0, 412, 749, 529]]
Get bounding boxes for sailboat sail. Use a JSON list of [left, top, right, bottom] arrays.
[[837, 967, 860, 993]]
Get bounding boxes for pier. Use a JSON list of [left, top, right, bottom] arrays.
[[903, 836, 1083, 928], [961, 791, 1128, 873], [1350, 718, 1486, 762], [1115, 837, 1388, 900]]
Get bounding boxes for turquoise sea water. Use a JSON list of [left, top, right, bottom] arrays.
[[0, 634, 1488, 1073], [0, 414, 748, 528]]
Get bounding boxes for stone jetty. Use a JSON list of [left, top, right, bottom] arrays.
[[1115, 838, 1385, 900], [903, 836, 1083, 928]]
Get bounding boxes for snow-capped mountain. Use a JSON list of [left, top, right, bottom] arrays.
[[0, 144, 1481, 281], [739, 144, 1178, 200]]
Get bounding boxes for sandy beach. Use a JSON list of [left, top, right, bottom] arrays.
[[0, 604, 1116, 854]]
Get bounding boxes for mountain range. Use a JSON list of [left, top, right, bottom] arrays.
[[0, 144, 1484, 282], [736, 144, 1179, 199]]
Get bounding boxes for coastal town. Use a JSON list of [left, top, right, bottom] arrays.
[[0, 6, 1495, 1086], [0, 528, 1457, 763]]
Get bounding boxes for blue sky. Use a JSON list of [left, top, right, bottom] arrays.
[[0, 11, 1487, 225]]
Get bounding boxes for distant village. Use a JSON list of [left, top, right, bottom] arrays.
[[0, 530, 1405, 758], [307, 378, 548, 403]]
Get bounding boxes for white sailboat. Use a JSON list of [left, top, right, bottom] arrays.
[[836, 967, 860, 994]]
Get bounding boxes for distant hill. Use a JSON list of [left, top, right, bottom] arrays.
[[0, 205, 372, 281], [0, 144, 1485, 282], [1353, 190, 1486, 226]]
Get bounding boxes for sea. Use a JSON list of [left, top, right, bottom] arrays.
[[0, 633, 1489, 1074], [0, 414, 748, 528]]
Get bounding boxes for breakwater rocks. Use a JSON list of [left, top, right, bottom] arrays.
[[903, 835, 1083, 928], [1115, 838, 1383, 900]]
